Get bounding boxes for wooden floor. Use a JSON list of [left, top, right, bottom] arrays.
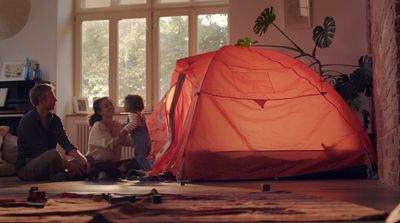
[[0, 177, 399, 222]]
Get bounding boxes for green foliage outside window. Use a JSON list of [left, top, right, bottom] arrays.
[[118, 18, 147, 106], [81, 13, 228, 106], [82, 20, 109, 101]]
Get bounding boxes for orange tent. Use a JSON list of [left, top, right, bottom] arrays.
[[147, 46, 376, 181]]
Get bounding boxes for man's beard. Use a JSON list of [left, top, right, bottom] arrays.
[[47, 104, 55, 111]]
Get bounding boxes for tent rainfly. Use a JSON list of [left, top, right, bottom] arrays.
[[147, 46, 376, 181]]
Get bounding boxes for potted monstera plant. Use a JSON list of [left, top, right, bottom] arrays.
[[236, 7, 372, 130]]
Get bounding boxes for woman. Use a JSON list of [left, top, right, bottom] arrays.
[[86, 97, 139, 180]]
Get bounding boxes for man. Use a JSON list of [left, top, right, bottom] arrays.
[[16, 83, 89, 181]]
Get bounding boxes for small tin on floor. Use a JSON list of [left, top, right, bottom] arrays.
[[109, 195, 136, 204], [27, 187, 47, 208], [261, 183, 270, 192], [152, 194, 162, 204], [179, 180, 190, 186]]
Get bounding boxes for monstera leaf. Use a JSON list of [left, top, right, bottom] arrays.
[[313, 17, 336, 48], [334, 75, 358, 102], [359, 55, 372, 69], [253, 7, 276, 36], [334, 55, 372, 102], [351, 55, 372, 96]]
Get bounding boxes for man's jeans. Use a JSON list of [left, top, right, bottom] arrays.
[[17, 150, 66, 181]]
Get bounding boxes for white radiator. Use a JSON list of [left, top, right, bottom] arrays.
[[121, 146, 135, 160], [76, 122, 90, 155], [75, 122, 135, 160]]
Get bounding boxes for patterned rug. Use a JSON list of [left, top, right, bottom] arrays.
[[0, 191, 387, 222]]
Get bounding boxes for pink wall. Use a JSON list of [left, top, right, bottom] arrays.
[[229, 0, 368, 67]]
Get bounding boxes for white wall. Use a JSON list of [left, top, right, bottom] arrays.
[[0, 0, 57, 83], [0, 0, 74, 120], [229, 0, 368, 69], [56, 0, 74, 120]]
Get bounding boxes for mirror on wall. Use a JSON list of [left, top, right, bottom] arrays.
[[0, 0, 31, 40]]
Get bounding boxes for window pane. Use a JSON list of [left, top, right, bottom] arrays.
[[119, 0, 147, 5], [81, 0, 111, 8], [299, 0, 310, 17], [118, 18, 147, 106], [300, 0, 309, 8], [81, 20, 109, 105], [197, 13, 228, 54], [157, 0, 188, 4], [159, 16, 188, 98]]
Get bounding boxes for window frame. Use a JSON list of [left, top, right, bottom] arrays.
[[74, 0, 228, 112]]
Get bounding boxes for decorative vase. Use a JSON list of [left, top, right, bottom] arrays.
[[23, 57, 30, 80], [32, 64, 41, 81]]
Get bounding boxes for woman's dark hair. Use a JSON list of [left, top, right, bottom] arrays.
[[124, 94, 144, 112], [88, 97, 109, 127]]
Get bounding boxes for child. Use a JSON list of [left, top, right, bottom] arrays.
[[122, 94, 152, 171]]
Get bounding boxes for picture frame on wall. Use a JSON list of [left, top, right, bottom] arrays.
[[284, 0, 311, 29], [73, 97, 89, 114], [0, 61, 25, 81]]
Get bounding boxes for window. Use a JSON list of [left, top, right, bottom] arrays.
[[197, 13, 228, 54], [118, 18, 147, 106], [75, 0, 229, 110], [299, 0, 310, 17], [81, 20, 109, 100], [158, 15, 188, 99]]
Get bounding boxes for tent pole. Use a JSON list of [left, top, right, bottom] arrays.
[[364, 149, 378, 179]]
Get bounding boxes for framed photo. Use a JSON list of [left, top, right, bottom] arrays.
[[0, 88, 8, 107], [73, 97, 89, 114], [0, 61, 25, 81], [284, 0, 311, 29]]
